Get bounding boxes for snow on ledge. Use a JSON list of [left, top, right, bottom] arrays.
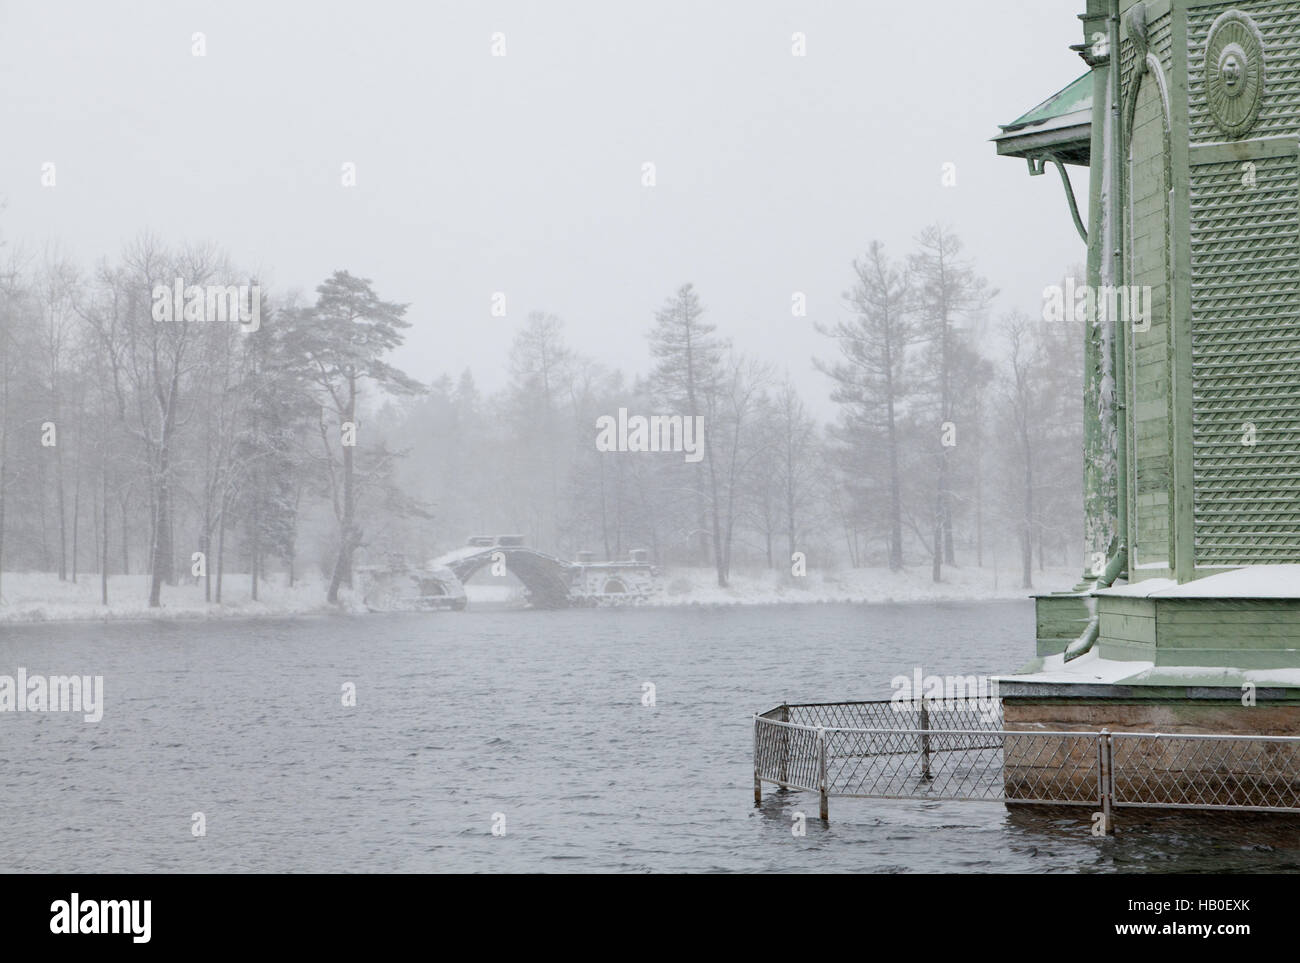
[[1095, 578, 1177, 597], [999, 651, 1300, 688], [996, 650, 1154, 685], [1095, 565, 1300, 599]]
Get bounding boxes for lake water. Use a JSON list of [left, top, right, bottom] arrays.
[[2, 601, 1298, 872]]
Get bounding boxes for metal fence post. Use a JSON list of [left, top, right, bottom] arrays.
[[779, 703, 790, 788], [1098, 728, 1114, 835], [817, 726, 829, 821], [753, 715, 762, 805], [919, 700, 932, 780]]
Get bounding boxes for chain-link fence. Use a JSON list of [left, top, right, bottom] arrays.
[[1111, 732, 1300, 812], [753, 701, 1300, 829], [783, 699, 1002, 731]]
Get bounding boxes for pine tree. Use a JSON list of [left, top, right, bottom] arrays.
[[817, 242, 916, 571], [648, 283, 726, 579], [281, 271, 423, 604]]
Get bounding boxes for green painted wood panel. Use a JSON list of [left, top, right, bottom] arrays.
[[1101, 612, 1158, 643], [1128, 66, 1174, 569]]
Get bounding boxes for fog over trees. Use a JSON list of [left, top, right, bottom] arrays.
[[0, 223, 1083, 607]]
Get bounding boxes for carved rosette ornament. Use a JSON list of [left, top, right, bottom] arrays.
[[1205, 10, 1265, 138]]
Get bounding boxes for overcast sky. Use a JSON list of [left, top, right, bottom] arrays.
[[1, 0, 1089, 414]]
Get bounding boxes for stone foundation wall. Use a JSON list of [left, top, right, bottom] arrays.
[[1003, 700, 1300, 735], [1001, 700, 1300, 807]]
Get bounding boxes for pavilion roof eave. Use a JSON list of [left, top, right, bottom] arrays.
[[993, 69, 1095, 167], [992, 108, 1092, 166]]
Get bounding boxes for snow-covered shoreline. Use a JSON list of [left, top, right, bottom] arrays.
[[0, 565, 1073, 624], [644, 565, 1074, 607], [0, 573, 339, 624]]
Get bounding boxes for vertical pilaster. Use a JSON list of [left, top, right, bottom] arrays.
[[1168, 2, 1196, 582], [1080, 1, 1121, 586]]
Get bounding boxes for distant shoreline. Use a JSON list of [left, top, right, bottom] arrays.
[[0, 565, 1073, 625]]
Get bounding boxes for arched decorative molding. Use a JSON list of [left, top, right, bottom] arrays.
[[1125, 54, 1172, 139], [1123, 54, 1175, 570], [1125, 1, 1149, 68]]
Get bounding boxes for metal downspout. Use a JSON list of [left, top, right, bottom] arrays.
[[1064, 544, 1128, 662]]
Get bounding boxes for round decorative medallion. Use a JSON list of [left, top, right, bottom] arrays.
[[1205, 10, 1265, 138]]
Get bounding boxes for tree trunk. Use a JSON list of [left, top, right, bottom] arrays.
[[1022, 428, 1035, 590], [328, 381, 359, 604], [938, 452, 954, 567], [705, 424, 727, 588], [216, 508, 226, 604], [887, 402, 903, 571], [56, 421, 66, 581], [785, 451, 798, 567], [149, 465, 170, 607], [0, 373, 6, 601], [598, 455, 611, 561], [100, 469, 109, 605], [975, 437, 984, 567], [71, 454, 80, 583], [250, 493, 260, 602], [120, 498, 130, 575], [931, 519, 942, 583], [0, 353, 8, 600]]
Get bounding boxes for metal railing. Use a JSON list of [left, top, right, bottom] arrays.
[[753, 700, 1300, 830], [1110, 732, 1300, 812]]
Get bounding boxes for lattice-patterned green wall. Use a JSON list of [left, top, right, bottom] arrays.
[[1188, 2, 1300, 565], [1116, 0, 1300, 572], [1189, 151, 1300, 565]]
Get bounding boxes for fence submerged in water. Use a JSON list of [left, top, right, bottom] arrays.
[[753, 700, 1300, 831]]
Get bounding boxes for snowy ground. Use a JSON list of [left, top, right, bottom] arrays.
[[0, 572, 336, 623], [0, 564, 1076, 622]]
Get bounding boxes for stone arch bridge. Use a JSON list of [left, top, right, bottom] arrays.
[[428, 536, 659, 609], [433, 541, 577, 609]]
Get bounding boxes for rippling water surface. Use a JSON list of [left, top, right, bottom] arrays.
[[2, 601, 1298, 872]]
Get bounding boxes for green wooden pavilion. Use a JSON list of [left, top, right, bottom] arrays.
[[995, 0, 1300, 735]]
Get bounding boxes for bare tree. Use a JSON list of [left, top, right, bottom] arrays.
[[1002, 316, 1037, 590], [910, 225, 994, 579]]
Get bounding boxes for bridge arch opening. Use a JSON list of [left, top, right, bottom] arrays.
[[443, 548, 574, 609]]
